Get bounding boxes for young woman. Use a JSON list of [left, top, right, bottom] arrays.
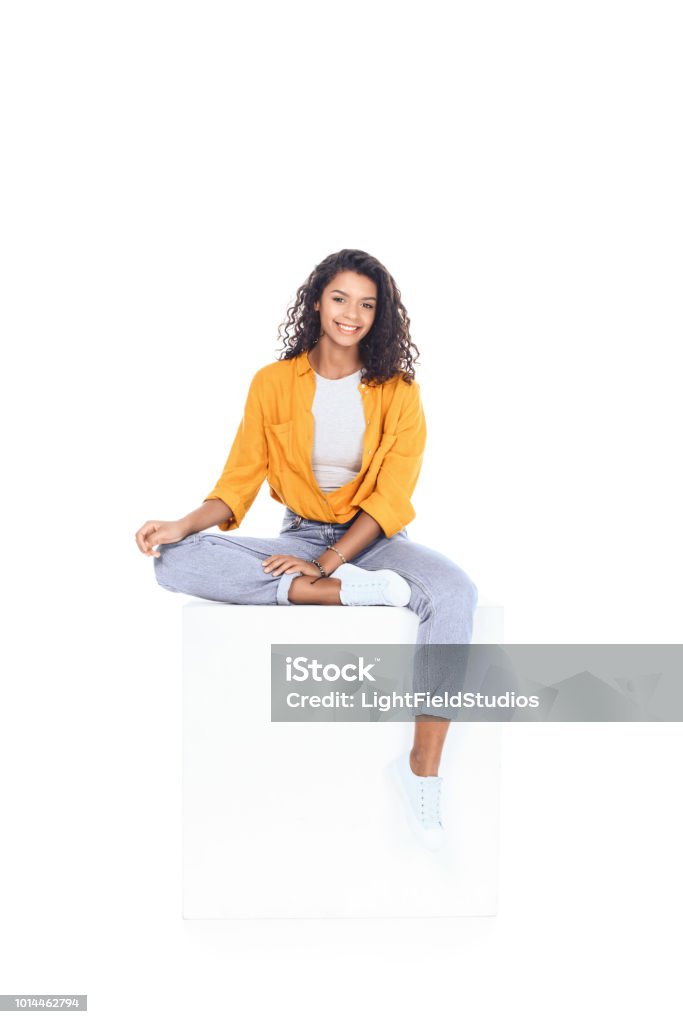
[[134, 248, 478, 850]]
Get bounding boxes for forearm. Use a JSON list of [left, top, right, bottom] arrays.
[[315, 511, 382, 575], [180, 498, 234, 535]]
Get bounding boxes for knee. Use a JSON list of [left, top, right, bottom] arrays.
[[153, 538, 194, 593], [440, 564, 479, 615], [463, 571, 479, 611], [153, 548, 177, 592]]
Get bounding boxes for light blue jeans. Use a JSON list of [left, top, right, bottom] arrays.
[[155, 508, 478, 718], [155, 503, 477, 647]]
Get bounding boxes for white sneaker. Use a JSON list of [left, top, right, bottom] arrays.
[[332, 562, 411, 607], [390, 753, 446, 852]]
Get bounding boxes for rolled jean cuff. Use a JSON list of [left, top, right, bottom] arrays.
[[276, 570, 303, 605]]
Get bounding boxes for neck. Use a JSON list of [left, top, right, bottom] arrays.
[[308, 338, 363, 379]]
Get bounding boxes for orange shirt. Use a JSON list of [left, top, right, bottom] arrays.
[[203, 350, 427, 538]]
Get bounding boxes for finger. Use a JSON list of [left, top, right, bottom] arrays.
[[271, 559, 295, 577], [288, 564, 313, 576], [283, 559, 305, 574], [145, 523, 161, 548], [263, 556, 287, 573], [146, 530, 163, 555], [136, 523, 157, 554]]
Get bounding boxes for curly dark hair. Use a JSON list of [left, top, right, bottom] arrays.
[[275, 249, 420, 386]]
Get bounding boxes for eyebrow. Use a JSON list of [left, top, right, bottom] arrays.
[[331, 289, 377, 301]]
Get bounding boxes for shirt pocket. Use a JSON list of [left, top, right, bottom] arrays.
[[264, 420, 294, 481]]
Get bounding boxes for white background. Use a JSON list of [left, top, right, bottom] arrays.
[[1, 1, 681, 1020]]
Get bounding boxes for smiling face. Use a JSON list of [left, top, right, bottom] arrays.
[[313, 270, 378, 350]]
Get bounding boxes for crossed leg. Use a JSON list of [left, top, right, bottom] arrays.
[[292, 532, 477, 775], [155, 529, 477, 776]]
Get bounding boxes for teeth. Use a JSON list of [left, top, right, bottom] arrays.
[[336, 322, 359, 332]]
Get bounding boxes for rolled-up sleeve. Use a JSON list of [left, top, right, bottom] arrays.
[[202, 371, 268, 531], [359, 380, 427, 538]]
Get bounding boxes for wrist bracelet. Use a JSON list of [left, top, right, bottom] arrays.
[[310, 558, 328, 577], [326, 544, 347, 564]]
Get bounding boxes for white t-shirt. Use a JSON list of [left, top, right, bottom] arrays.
[[311, 369, 366, 492]]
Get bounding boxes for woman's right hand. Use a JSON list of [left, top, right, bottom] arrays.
[[135, 519, 190, 557]]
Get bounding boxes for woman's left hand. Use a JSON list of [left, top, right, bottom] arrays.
[[261, 554, 321, 578]]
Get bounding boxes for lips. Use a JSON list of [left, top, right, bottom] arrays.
[[335, 322, 361, 334]]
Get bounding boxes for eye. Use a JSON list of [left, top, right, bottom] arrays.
[[332, 296, 344, 302], [363, 303, 375, 310]]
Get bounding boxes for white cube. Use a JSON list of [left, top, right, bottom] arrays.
[[183, 601, 504, 918]]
